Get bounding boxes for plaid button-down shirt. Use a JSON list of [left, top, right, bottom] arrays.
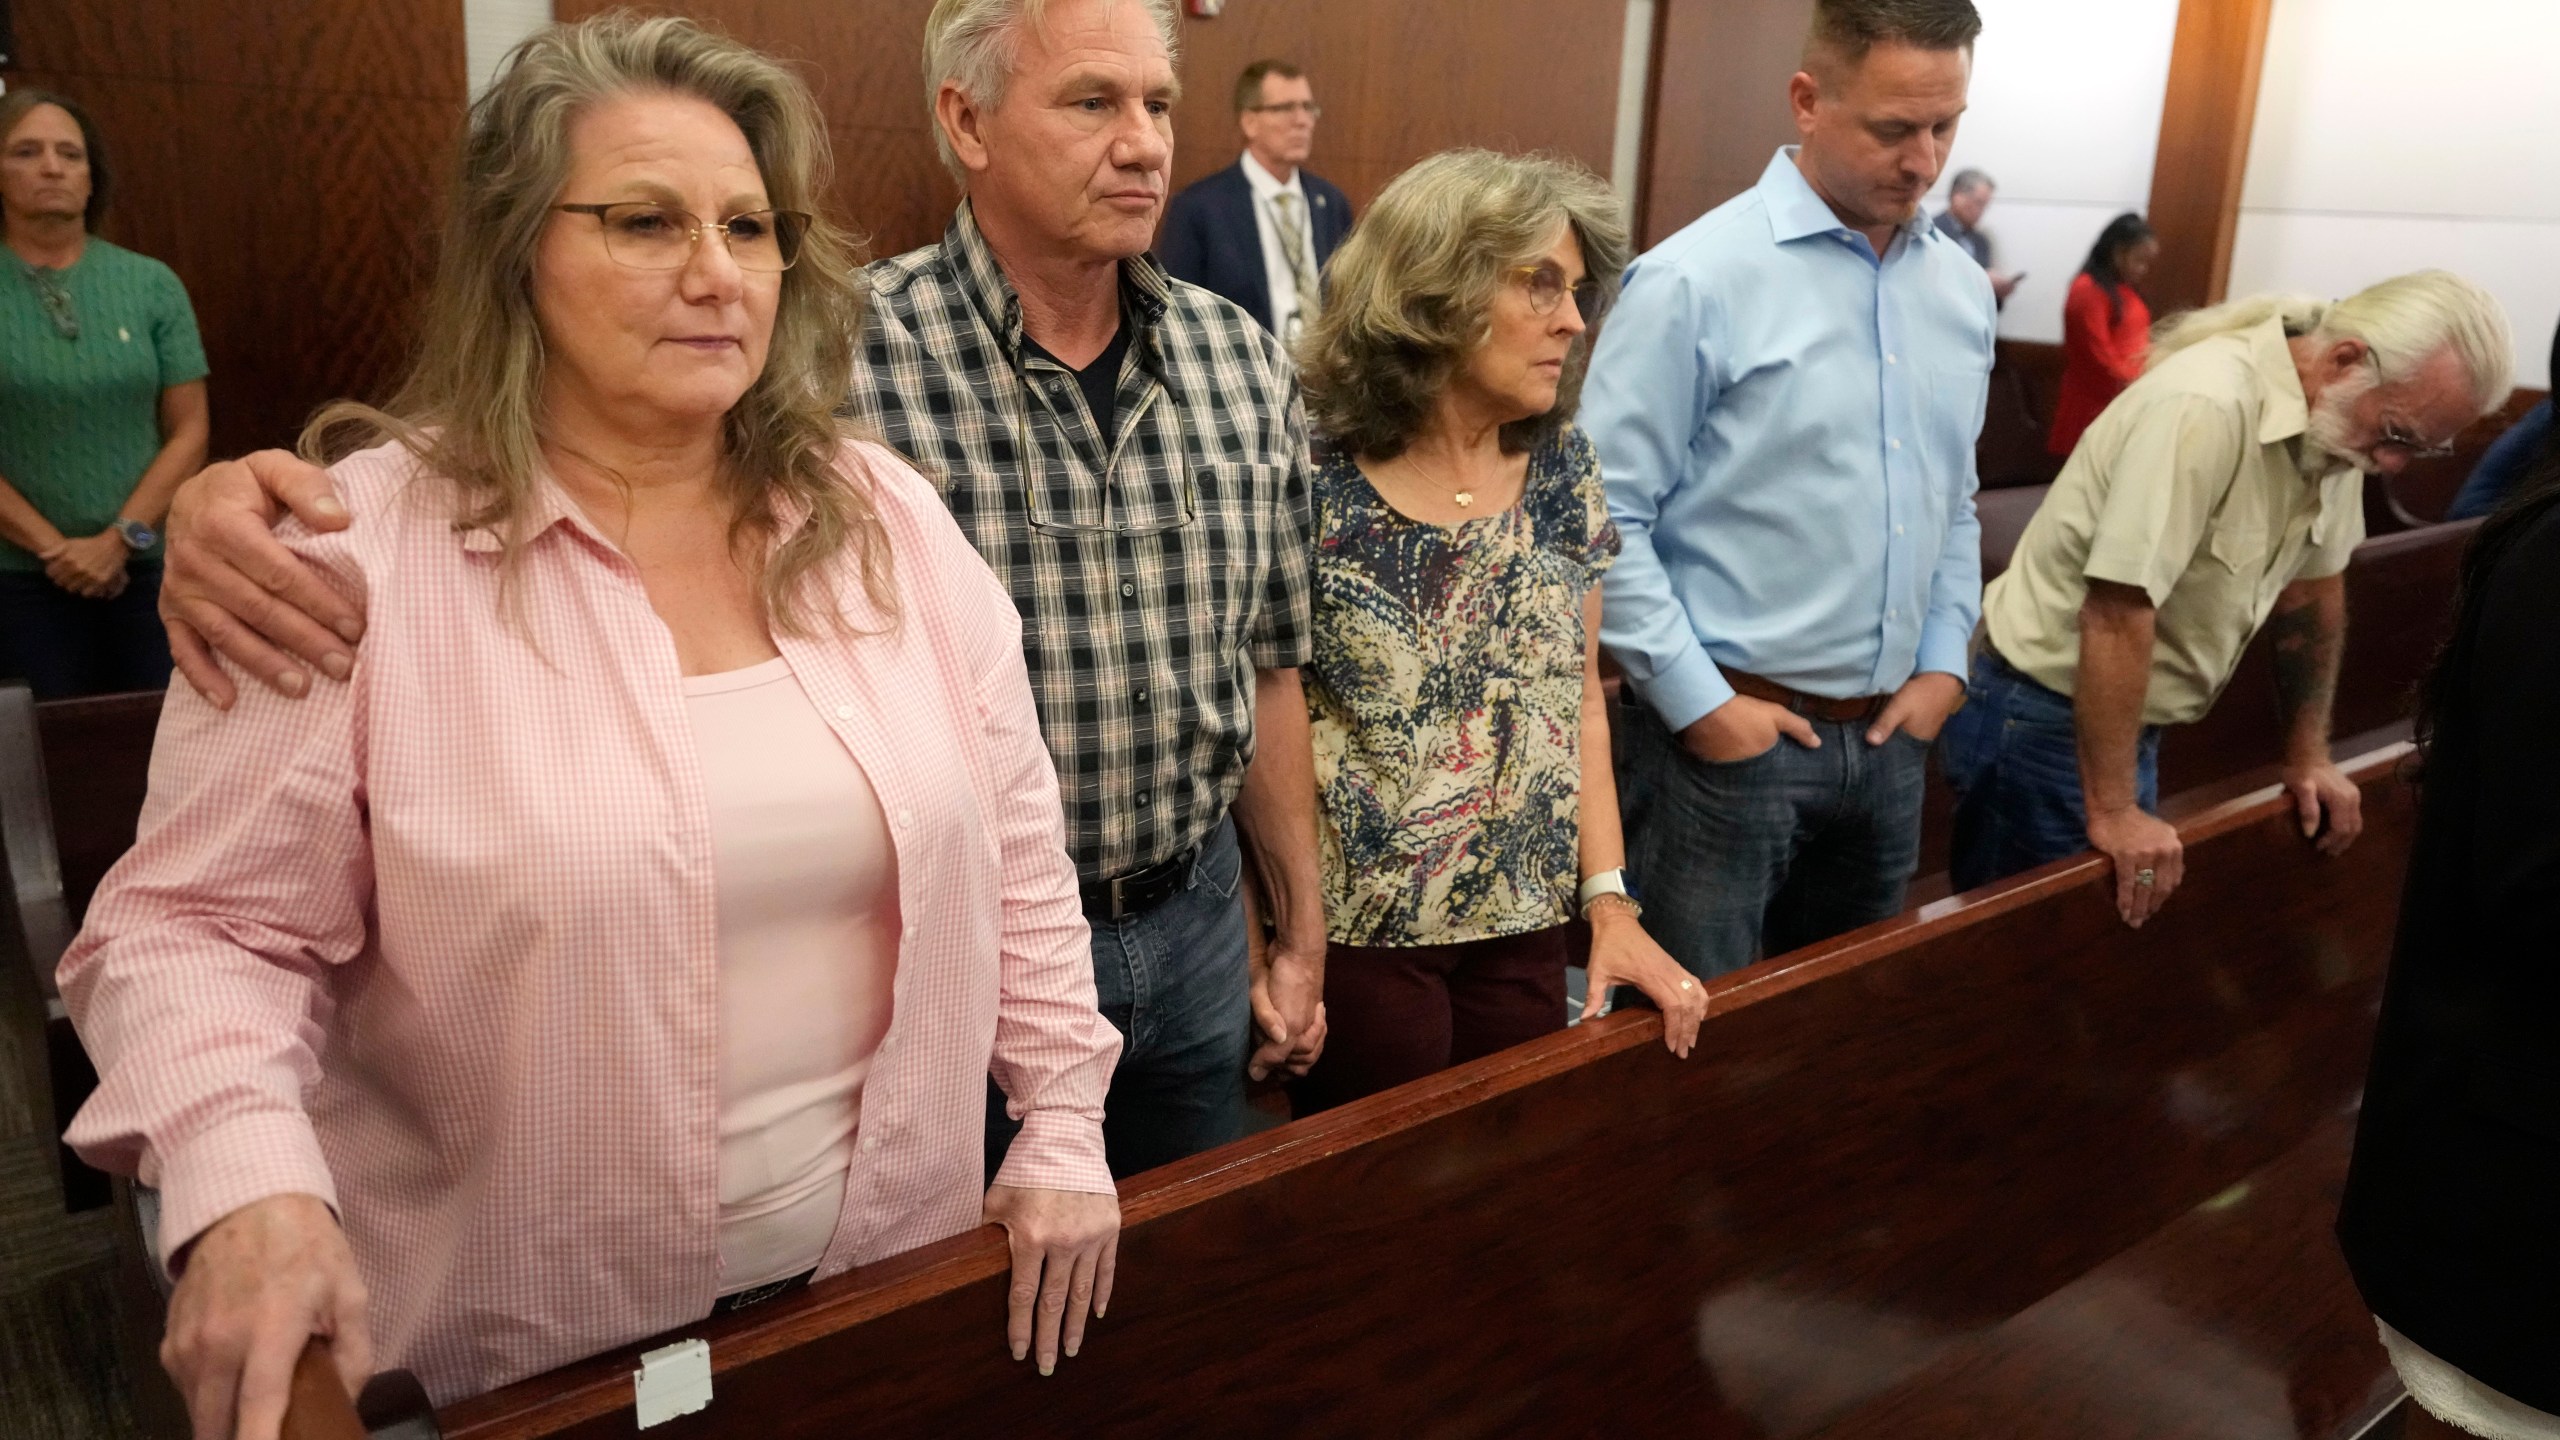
[[850, 204, 1315, 882]]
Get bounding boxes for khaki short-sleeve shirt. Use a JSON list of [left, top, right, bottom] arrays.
[[1982, 318, 2364, 727]]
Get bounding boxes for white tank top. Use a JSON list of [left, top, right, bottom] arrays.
[[684, 655, 899, 1293]]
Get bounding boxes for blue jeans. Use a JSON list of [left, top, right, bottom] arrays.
[[0, 563, 173, 700], [1939, 651, 2160, 894], [986, 818, 1253, 1182], [1619, 701, 1931, 980]]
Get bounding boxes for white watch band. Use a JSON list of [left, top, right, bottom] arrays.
[[1578, 869, 1631, 907]]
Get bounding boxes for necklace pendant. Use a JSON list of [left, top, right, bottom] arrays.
[[1454, 490, 1474, 507]]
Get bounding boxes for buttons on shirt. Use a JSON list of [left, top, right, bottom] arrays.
[[1136, 790, 1152, 808], [862, 1134, 882, 1153], [1134, 686, 1149, 706], [833, 703, 855, 721], [894, 808, 915, 829], [1895, 525, 1906, 537], [1887, 353, 1899, 365], [1889, 439, 1903, 452], [1119, 581, 1136, 598]]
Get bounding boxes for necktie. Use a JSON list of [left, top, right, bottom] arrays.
[[1270, 192, 1320, 321]]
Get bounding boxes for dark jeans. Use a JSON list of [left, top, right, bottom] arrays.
[[986, 818, 1253, 1182], [1939, 651, 2160, 894], [1620, 700, 1930, 980], [1287, 925, 1570, 1116], [0, 564, 173, 700]]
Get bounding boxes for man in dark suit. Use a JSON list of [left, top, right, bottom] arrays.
[[1157, 59, 1352, 340]]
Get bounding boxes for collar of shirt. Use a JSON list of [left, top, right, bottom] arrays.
[[2240, 315, 2316, 448], [1757, 146, 1935, 259], [941, 200, 1173, 371], [1240, 154, 1306, 207]]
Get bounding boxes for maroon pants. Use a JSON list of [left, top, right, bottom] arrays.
[[1290, 926, 1571, 1115]]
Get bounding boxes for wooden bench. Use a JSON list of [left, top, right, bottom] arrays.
[[349, 744, 2415, 1439]]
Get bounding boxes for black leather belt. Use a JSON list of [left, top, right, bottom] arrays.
[[1080, 846, 1199, 922], [709, 1269, 813, 1316]]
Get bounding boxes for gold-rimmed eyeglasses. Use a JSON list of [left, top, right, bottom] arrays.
[[553, 202, 812, 273], [1509, 262, 1610, 325]]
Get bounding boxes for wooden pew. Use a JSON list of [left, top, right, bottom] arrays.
[[412, 744, 2415, 1439]]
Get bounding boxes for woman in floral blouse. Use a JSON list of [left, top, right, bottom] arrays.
[[1287, 149, 1706, 1113]]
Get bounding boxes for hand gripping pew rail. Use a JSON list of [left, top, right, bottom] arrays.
[[285, 743, 2419, 1439]]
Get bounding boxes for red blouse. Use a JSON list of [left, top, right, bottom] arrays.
[[2049, 272, 2153, 457]]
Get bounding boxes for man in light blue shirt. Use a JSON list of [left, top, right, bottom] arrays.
[[1586, 0, 1994, 979]]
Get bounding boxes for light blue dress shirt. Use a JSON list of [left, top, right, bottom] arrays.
[[1587, 148, 1996, 732]]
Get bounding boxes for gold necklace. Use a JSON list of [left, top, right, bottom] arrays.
[[1405, 451, 1483, 508]]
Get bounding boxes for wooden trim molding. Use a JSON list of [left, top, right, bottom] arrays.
[[2144, 0, 2279, 314]]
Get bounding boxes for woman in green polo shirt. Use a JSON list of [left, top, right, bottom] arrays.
[[0, 88, 208, 698]]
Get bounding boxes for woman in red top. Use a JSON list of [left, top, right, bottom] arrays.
[[2049, 213, 2160, 456]]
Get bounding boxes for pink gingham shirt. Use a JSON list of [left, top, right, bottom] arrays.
[[58, 436, 1120, 1404]]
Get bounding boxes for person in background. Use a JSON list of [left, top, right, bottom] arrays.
[[141, 0, 1333, 1183], [2338, 441, 2560, 1440], [2048, 212, 2157, 457], [1587, 0, 1993, 982], [1933, 167, 2018, 306], [1941, 273, 2513, 926], [2446, 315, 2557, 520], [61, 17, 1123, 1429], [1157, 58, 1352, 341], [1287, 150, 1706, 1115], [0, 88, 207, 698]]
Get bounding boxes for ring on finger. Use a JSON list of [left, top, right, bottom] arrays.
[[2133, 868, 2157, 887]]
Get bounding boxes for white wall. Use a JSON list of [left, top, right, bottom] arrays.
[[466, 0, 553, 97], [1923, 0, 2183, 344], [2229, 0, 2560, 389]]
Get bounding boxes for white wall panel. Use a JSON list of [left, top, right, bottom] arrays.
[[1923, 0, 2183, 343], [2231, 0, 2560, 386]]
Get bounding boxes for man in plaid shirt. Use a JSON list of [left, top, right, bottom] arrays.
[[870, 0, 1328, 1177], [151, 0, 1331, 1180]]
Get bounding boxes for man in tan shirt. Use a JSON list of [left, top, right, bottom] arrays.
[[1939, 271, 2513, 925]]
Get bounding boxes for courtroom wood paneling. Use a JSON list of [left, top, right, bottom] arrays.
[[1641, 0, 1815, 247], [2145, 0, 2277, 315], [432, 749, 2417, 1438], [4, 0, 465, 459], [1168, 0, 1630, 213], [1811, 1116, 2399, 1440]]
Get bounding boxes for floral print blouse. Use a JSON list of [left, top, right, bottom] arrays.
[[1307, 425, 1621, 947]]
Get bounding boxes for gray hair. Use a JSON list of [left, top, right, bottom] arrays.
[[923, 0, 1181, 179], [2149, 270, 2517, 414], [1299, 149, 1632, 460], [1948, 168, 1994, 197]]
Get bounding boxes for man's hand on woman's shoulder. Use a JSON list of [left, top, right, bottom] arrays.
[[160, 450, 364, 709]]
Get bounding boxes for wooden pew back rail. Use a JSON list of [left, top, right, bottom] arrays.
[[433, 747, 2418, 1439]]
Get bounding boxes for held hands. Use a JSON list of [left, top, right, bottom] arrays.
[[1679, 694, 1818, 765], [1866, 671, 1967, 747], [44, 531, 131, 599], [983, 1183, 1120, 1377], [2087, 803, 2183, 928], [2280, 761, 2364, 858], [1247, 930, 1326, 1082], [160, 449, 363, 709], [1580, 903, 1706, 1058], [162, 1192, 372, 1440]]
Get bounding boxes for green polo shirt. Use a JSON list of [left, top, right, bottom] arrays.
[[0, 238, 207, 571]]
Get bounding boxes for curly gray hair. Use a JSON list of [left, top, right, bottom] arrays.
[[1298, 149, 1632, 460]]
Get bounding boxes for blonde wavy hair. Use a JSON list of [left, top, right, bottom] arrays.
[[302, 11, 889, 633], [1298, 149, 1631, 460], [2148, 270, 2516, 414]]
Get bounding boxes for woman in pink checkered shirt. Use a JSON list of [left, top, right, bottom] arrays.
[[57, 15, 1122, 1429]]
